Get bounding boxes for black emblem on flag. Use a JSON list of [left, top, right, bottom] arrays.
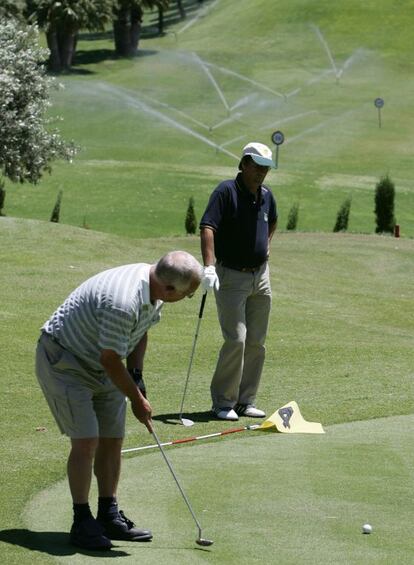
[[278, 406, 294, 428]]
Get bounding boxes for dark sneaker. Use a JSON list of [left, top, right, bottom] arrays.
[[70, 516, 113, 551], [98, 510, 153, 542]]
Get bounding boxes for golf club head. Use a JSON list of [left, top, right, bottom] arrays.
[[196, 538, 214, 547], [180, 417, 194, 427]]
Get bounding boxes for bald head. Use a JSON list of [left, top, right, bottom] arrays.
[[154, 251, 203, 297]]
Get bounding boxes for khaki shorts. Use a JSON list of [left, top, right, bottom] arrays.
[[35, 333, 126, 439]]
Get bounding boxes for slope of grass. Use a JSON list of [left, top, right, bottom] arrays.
[[0, 217, 413, 562], [1, 1, 414, 558], [3, 0, 414, 237]]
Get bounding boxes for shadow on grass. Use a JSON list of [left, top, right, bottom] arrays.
[[77, 30, 114, 42], [73, 48, 159, 67], [141, 0, 210, 38], [73, 49, 115, 67], [0, 529, 129, 557], [153, 410, 215, 425], [48, 66, 95, 76]]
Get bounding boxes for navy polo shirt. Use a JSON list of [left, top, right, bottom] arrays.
[[200, 173, 277, 268]]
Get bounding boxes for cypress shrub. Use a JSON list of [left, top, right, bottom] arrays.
[[0, 180, 5, 216], [333, 197, 352, 232], [50, 190, 63, 223], [286, 202, 299, 231], [374, 175, 395, 234], [185, 196, 197, 234]]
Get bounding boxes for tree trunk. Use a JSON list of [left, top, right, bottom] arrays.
[[113, 4, 129, 57], [158, 7, 164, 35], [129, 7, 143, 55], [0, 178, 6, 216], [113, 20, 130, 56], [46, 29, 62, 72], [58, 30, 77, 70], [176, 0, 186, 19], [114, 7, 142, 57]]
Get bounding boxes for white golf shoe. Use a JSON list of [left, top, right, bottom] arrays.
[[213, 407, 239, 421], [235, 404, 266, 418]]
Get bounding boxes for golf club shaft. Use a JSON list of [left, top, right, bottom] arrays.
[[151, 428, 203, 536], [179, 292, 207, 418]]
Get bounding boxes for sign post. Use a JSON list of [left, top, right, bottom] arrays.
[[271, 130, 285, 168], [374, 97, 384, 128]]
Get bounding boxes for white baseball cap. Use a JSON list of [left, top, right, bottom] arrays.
[[240, 142, 276, 169]]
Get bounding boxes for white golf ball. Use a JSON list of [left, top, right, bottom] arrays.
[[362, 523, 373, 534]]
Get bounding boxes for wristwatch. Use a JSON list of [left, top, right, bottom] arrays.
[[128, 368, 147, 398]]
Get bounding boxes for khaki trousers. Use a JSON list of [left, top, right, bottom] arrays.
[[211, 262, 272, 409]]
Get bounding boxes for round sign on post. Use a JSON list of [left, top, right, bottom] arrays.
[[374, 97, 384, 128], [271, 130, 284, 168], [271, 130, 285, 146]]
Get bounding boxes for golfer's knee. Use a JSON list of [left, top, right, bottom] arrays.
[[97, 437, 123, 454], [223, 332, 246, 345], [70, 438, 99, 460]]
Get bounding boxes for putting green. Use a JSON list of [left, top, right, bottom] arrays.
[[25, 415, 414, 564]]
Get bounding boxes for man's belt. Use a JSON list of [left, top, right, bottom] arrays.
[[218, 261, 264, 273]]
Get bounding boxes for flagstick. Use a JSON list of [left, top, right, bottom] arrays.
[[122, 424, 261, 454]]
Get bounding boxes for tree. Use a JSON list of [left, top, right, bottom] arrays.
[[0, 0, 26, 19], [50, 189, 63, 222], [0, 18, 75, 188], [113, 0, 143, 57], [0, 180, 5, 216], [185, 197, 197, 234], [333, 197, 352, 232], [113, 0, 170, 56], [176, 0, 185, 19], [374, 175, 395, 234], [157, 4, 164, 34], [286, 202, 299, 231], [26, 0, 114, 72]]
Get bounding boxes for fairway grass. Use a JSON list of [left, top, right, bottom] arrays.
[[2, 1, 414, 561], [3, 0, 414, 237], [23, 415, 414, 564], [1, 217, 413, 563]]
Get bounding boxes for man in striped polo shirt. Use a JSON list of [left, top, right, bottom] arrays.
[[35, 250, 202, 551]]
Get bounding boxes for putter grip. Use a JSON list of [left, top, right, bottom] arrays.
[[198, 292, 207, 318]]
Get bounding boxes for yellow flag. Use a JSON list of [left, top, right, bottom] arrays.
[[260, 401, 325, 434]]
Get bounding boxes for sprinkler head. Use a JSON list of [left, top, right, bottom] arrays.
[[196, 538, 214, 547]]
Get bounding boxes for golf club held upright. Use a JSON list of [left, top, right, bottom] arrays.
[[179, 291, 207, 426]]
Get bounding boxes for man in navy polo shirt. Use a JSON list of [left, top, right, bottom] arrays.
[[200, 142, 277, 421]]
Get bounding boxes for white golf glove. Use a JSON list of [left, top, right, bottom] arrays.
[[202, 265, 220, 292]]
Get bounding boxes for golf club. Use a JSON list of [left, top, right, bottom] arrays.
[[179, 291, 207, 427], [151, 427, 214, 547]]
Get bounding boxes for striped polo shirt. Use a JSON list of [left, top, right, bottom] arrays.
[[42, 263, 162, 371]]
